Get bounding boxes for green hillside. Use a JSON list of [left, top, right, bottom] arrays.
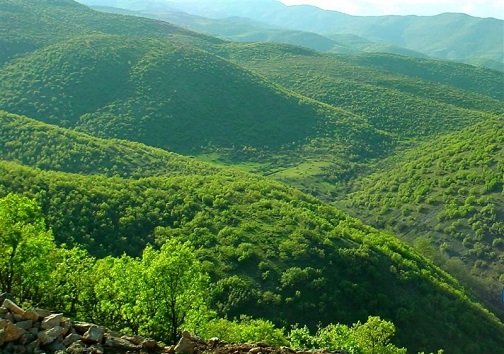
[[1, 2, 504, 351], [0, 0, 216, 65], [345, 53, 504, 100], [342, 118, 504, 314], [0, 110, 221, 177], [0, 32, 392, 196], [98, 0, 504, 68], [0, 159, 503, 352]]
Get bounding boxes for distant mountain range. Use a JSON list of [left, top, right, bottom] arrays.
[[79, 0, 504, 70]]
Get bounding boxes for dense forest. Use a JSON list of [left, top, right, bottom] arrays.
[[1, 0, 503, 353]]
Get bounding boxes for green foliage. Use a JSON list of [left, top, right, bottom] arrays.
[[288, 317, 406, 354], [0, 193, 55, 302], [343, 118, 504, 316], [201, 317, 288, 346], [0, 111, 221, 178], [0, 161, 502, 352], [83, 240, 211, 344]]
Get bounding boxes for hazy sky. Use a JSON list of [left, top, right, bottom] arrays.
[[279, 0, 504, 19]]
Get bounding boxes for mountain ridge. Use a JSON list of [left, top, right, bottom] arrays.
[[77, 0, 504, 69]]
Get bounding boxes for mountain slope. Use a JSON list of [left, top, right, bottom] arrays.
[[0, 110, 222, 177], [0, 159, 502, 353], [0, 0, 217, 65], [89, 3, 428, 58], [84, 0, 504, 68], [0, 33, 392, 191], [341, 118, 504, 314]]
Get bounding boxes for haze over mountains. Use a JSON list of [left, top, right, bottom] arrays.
[[1, 0, 504, 352], [79, 0, 504, 70]]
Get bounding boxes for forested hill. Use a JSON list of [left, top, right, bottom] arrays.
[[1, 1, 504, 352], [77, 0, 504, 69], [0, 158, 503, 352], [342, 117, 504, 315], [1, 0, 502, 202], [0, 0, 217, 65], [0, 111, 223, 177]]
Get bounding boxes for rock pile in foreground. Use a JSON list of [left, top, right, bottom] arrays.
[[0, 298, 345, 354], [0, 298, 165, 354]]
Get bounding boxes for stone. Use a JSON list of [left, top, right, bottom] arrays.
[[66, 340, 86, 354], [82, 325, 104, 344], [40, 313, 63, 330], [1, 319, 27, 342], [63, 333, 82, 347], [142, 338, 159, 350], [25, 340, 39, 353], [38, 325, 65, 345], [22, 310, 41, 321], [48, 340, 67, 353], [174, 334, 196, 354], [73, 321, 95, 334], [250, 348, 263, 354], [104, 336, 141, 350], [165, 345, 177, 353], [13, 313, 25, 322], [121, 334, 144, 345], [11, 344, 27, 354], [89, 343, 105, 354], [15, 320, 33, 330], [2, 299, 25, 316], [60, 317, 72, 336], [19, 333, 37, 345], [5, 312, 14, 322], [32, 308, 51, 318]]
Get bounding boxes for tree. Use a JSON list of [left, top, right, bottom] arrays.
[[44, 246, 96, 316], [140, 239, 211, 343], [0, 193, 55, 302], [353, 316, 405, 354]]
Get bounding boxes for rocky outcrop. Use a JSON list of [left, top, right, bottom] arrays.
[[0, 299, 166, 353], [0, 299, 346, 354]]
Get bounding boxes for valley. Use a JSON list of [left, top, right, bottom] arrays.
[[0, 0, 503, 353]]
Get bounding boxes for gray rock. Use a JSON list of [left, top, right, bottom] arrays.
[[89, 343, 105, 354], [38, 325, 64, 345], [82, 325, 104, 344], [66, 340, 86, 354], [104, 336, 141, 350], [48, 340, 67, 352], [120, 334, 144, 345], [19, 332, 37, 345], [72, 321, 95, 334], [13, 313, 24, 322], [11, 344, 27, 354], [249, 348, 263, 354], [40, 313, 63, 330], [63, 333, 82, 347], [14, 320, 33, 330]]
